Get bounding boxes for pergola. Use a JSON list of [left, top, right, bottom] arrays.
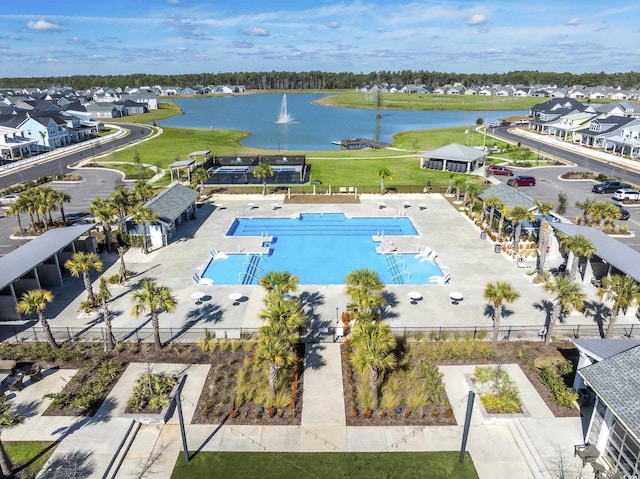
[[168, 159, 195, 183]]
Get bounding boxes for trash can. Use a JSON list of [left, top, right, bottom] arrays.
[[494, 244, 502, 253], [480, 231, 487, 240]]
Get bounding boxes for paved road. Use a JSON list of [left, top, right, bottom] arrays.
[[0, 123, 153, 189]]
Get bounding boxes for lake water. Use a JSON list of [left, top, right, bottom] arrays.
[[159, 93, 527, 151]]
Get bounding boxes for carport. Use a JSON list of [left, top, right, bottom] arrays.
[[0, 224, 97, 320], [551, 223, 640, 285]]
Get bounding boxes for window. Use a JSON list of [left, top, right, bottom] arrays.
[[604, 416, 640, 476]]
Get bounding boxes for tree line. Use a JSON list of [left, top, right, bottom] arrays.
[[1, 69, 639, 90]]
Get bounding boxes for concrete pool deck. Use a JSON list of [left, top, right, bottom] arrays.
[[37, 192, 626, 337]]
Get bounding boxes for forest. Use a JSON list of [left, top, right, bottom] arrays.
[[1, 69, 639, 90]]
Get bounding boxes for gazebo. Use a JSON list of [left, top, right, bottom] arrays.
[[420, 143, 487, 173], [168, 159, 195, 183]]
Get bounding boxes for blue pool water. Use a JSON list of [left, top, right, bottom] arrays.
[[200, 213, 443, 285]]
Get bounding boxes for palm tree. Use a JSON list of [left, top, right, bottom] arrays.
[[130, 279, 177, 352], [64, 251, 103, 305], [259, 271, 299, 296], [89, 197, 118, 253], [560, 234, 596, 281], [497, 206, 509, 243], [117, 246, 128, 283], [130, 205, 158, 254], [131, 180, 153, 204], [589, 201, 620, 230], [377, 167, 392, 194], [95, 278, 115, 351], [464, 182, 481, 212], [110, 186, 131, 219], [254, 162, 274, 196], [256, 331, 296, 399], [16, 289, 59, 349], [259, 293, 308, 334], [6, 200, 25, 235], [0, 395, 23, 477], [484, 197, 503, 233], [350, 321, 397, 406], [344, 268, 386, 319], [575, 198, 594, 225], [535, 201, 555, 276], [453, 176, 466, 202], [51, 190, 71, 224], [484, 281, 520, 344], [191, 167, 209, 196], [133, 149, 142, 180], [507, 205, 535, 254], [544, 276, 586, 344], [598, 275, 640, 338]]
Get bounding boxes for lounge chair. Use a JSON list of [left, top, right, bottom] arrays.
[[419, 251, 438, 262], [415, 247, 433, 258], [429, 272, 451, 285]]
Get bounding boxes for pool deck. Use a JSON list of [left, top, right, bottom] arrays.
[[40, 192, 626, 336]]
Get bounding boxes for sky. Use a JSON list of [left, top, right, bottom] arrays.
[[0, 1, 638, 78]]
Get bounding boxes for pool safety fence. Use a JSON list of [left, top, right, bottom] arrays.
[[1, 323, 638, 345]]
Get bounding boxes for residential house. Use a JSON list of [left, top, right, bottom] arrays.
[[603, 122, 640, 158], [121, 100, 147, 116], [0, 125, 39, 161], [85, 102, 122, 119], [578, 344, 640, 477], [179, 87, 197, 96], [576, 116, 639, 148], [19, 112, 71, 150]]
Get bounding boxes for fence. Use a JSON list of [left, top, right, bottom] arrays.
[[1, 323, 637, 346]]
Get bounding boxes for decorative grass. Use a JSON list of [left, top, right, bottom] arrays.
[[171, 451, 478, 479], [4, 441, 58, 479]]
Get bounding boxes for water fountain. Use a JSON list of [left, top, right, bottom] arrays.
[[276, 94, 293, 124]]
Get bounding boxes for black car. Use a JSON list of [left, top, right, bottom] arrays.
[[592, 180, 631, 194], [612, 203, 630, 220]]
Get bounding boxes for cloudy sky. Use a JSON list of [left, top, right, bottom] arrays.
[[1, 1, 638, 77]]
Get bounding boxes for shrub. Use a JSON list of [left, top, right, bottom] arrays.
[[127, 372, 177, 413], [538, 361, 578, 408]]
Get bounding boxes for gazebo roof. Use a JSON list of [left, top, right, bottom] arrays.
[[168, 159, 195, 169], [420, 143, 487, 163]]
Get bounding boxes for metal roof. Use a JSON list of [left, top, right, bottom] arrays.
[[551, 223, 640, 281], [478, 183, 537, 210], [0, 224, 95, 291], [579, 345, 640, 440], [420, 143, 487, 163], [572, 338, 640, 362]]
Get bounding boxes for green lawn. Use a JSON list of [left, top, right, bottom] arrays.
[[171, 451, 478, 479], [5, 441, 58, 478], [316, 92, 541, 111]]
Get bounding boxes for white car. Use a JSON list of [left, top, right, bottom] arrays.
[[612, 188, 640, 203], [0, 194, 20, 206]]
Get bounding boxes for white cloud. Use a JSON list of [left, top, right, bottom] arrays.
[[466, 14, 487, 26], [27, 19, 64, 31], [326, 21, 339, 29], [167, 0, 180, 4], [566, 17, 580, 26], [175, 47, 187, 54], [244, 27, 269, 37]]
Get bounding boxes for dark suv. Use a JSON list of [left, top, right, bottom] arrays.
[[508, 175, 536, 187], [612, 203, 630, 220], [592, 180, 631, 194]]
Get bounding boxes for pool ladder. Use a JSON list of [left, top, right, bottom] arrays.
[[239, 255, 264, 284], [384, 254, 410, 285]]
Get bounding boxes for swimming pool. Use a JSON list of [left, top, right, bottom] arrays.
[[199, 213, 444, 285]]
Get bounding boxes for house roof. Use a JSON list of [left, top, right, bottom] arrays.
[[572, 338, 640, 362], [478, 183, 536, 210], [144, 183, 199, 224], [420, 143, 487, 163], [0, 224, 96, 292], [551, 223, 640, 281], [579, 345, 640, 440]]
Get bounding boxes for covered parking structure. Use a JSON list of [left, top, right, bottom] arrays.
[[420, 143, 487, 173], [551, 223, 640, 287], [0, 224, 97, 320], [206, 155, 307, 185]]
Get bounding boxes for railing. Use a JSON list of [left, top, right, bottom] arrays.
[[2, 323, 636, 345], [392, 270, 410, 284]]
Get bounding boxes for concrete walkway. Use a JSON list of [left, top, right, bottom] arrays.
[[3, 344, 593, 478]]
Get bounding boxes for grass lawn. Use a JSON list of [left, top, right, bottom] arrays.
[[5, 441, 58, 479], [171, 451, 478, 479], [316, 92, 541, 111]]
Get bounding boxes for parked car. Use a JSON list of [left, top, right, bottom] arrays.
[[612, 188, 640, 203], [508, 175, 536, 187], [488, 165, 514, 176], [612, 203, 630, 220], [0, 194, 19, 206], [592, 180, 631, 194], [515, 119, 530, 125]]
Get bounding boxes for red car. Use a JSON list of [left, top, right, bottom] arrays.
[[488, 165, 514, 176], [508, 175, 536, 187]]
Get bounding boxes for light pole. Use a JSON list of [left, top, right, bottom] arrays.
[[537, 143, 540, 165]]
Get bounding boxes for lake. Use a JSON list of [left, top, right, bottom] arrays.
[[159, 93, 527, 151]]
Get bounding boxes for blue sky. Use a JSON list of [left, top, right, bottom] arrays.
[[1, 1, 638, 78]]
